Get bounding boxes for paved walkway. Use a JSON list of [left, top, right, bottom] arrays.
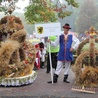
[[0, 68, 98, 98]]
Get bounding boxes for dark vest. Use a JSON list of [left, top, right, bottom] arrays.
[[57, 34, 74, 61]]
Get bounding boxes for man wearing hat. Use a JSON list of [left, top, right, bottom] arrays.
[[47, 23, 80, 83]]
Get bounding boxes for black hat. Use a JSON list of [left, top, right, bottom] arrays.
[[39, 42, 44, 48], [63, 23, 71, 29]]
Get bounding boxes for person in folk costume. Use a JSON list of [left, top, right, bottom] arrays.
[[38, 42, 46, 69], [34, 44, 41, 70], [47, 23, 80, 83]]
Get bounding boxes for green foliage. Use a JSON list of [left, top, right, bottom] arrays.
[[65, 0, 79, 7], [0, 0, 79, 24], [24, 0, 57, 24], [24, 0, 79, 24], [58, 11, 72, 19], [0, 0, 19, 14], [0, 0, 2, 3], [0, 6, 6, 12]]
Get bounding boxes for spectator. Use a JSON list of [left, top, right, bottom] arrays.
[[39, 42, 46, 69], [34, 44, 41, 70], [46, 35, 59, 73]]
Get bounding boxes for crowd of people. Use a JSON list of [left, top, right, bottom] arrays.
[[33, 23, 80, 84], [33, 36, 59, 71]]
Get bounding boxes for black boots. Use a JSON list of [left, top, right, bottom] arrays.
[[63, 75, 70, 83], [47, 74, 58, 83], [47, 74, 70, 83]]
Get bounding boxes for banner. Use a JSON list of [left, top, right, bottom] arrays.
[[35, 22, 61, 37]]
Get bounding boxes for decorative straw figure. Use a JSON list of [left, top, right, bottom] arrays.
[[72, 26, 98, 87]]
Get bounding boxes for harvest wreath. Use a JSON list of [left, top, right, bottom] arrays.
[[72, 27, 98, 87], [0, 15, 37, 86]]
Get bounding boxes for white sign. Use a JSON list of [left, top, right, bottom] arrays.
[[35, 22, 61, 37]]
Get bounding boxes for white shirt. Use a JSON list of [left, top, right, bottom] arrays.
[[51, 34, 80, 50]]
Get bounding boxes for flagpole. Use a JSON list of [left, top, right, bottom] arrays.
[[48, 38, 53, 84]]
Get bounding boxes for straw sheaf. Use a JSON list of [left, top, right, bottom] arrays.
[[80, 66, 98, 87], [0, 40, 20, 67], [25, 41, 36, 52], [89, 38, 95, 65], [0, 15, 24, 32], [0, 15, 36, 78], [14, 42, 36, 77], [11, 29, 26, 43], [77, 39, 89, 56], [77, 38, 98, 56], [73, 51, 89, 84], [10, 29, 27, 62], [73, 50, 98, 87], [0, 15, 21, 24], [0, 15, 24, 26], [24, 41, 36, 62]]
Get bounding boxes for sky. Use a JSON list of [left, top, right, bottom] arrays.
[[15, 0, 29, 13]]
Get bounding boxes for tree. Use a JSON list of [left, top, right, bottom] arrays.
[[58, 0, 83, 31], [24, 0, 79, 24], [0, 0, 19, 14], [24, 0, 57, 24], [0, 0, 79, 24], [75, 0, 97, 34]]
